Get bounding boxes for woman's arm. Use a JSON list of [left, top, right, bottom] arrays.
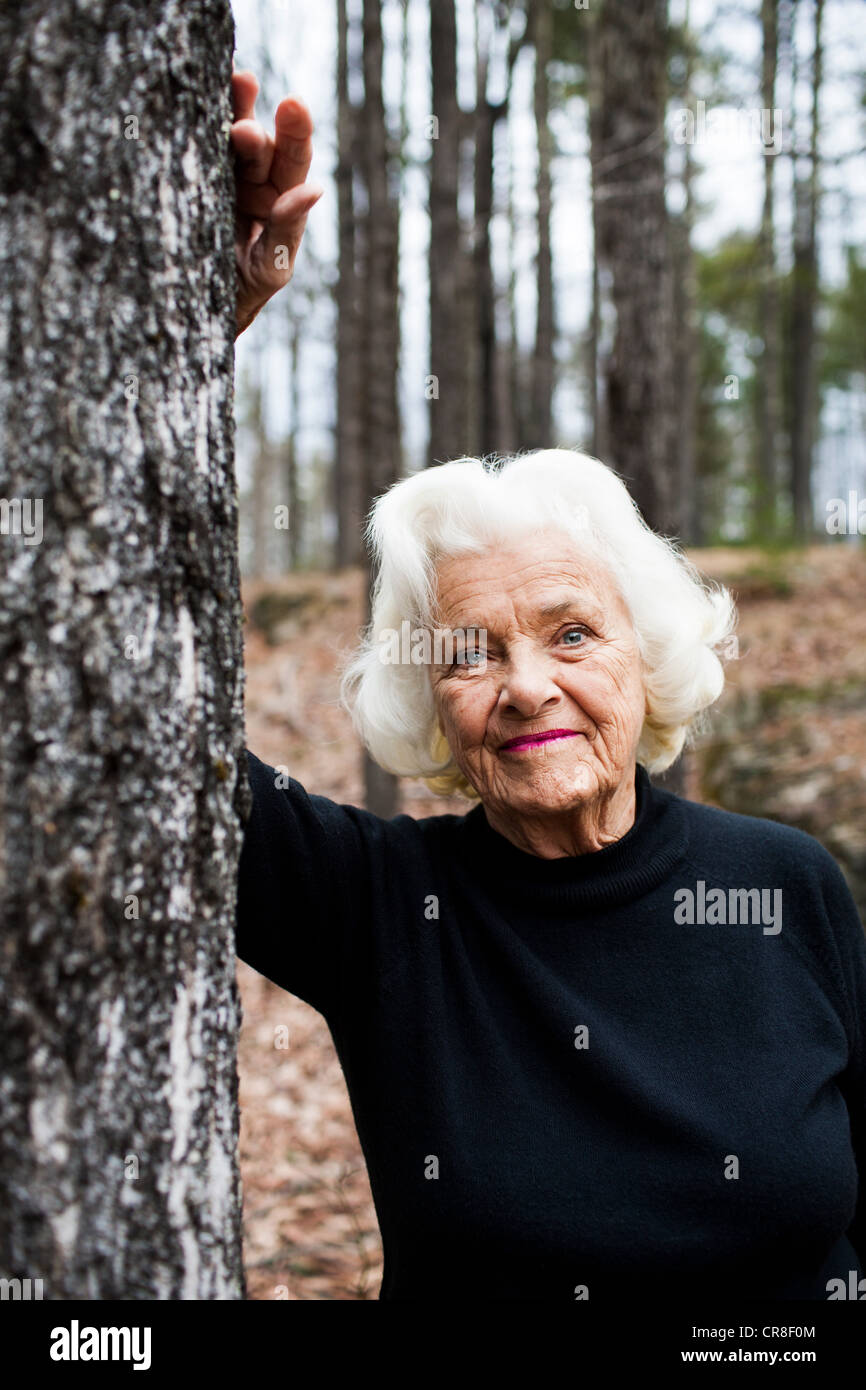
[[235, 751, 403, 1023], [235, 752, 353, 1019], [229, 66, 323, 338]]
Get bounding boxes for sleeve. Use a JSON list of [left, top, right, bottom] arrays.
[[815, 847, 866, 1268], [234, 748, 380, 1022]]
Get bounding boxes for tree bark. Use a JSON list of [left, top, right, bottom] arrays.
[[756, 0, 781, 541], [790, 0, 823, 541], [286, 315, 301, 569], [473, 93, 503, 459], [361, 0, 401, 817], [589, 0, 678, 535], [429, 0, 467, 465], [672, 2, 699, 545], [588, 54, 604, 466], [249, 357, 277, 577], [0, 0, 247, 1299], [503, 133, 522, 454], [589, 248, 602, 457], [530, 0, 555, 449], [335, 0, 366, 566], [470, 1, 527, 459]]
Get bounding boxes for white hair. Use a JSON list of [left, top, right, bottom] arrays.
[[338, 448, 737, 799]]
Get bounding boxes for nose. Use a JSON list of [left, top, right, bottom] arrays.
[[498, 644, 562, 719]]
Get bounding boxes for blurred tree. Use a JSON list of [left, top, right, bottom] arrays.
[[669, 4, 701, 544], [588, 0, 678, 536], [528, 0, 555, 449], [822, 246, 866, 388], [429, 0, 469, 464], [360, 0, 402, 816], [755, 0, 783, 541], [789, 0, 824, 540], [286, 314, 301, 567], [471, 0, 529, 457], [696, 231, 764, 539], [548, 2, 593, 451], [505, 106, 526, 453], [335, 0, 366, 566], [248, 351, 278, 574]]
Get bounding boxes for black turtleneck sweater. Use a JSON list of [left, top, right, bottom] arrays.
[[235, 750, 866, 1301]]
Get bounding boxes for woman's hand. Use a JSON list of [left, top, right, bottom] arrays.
[[230, 66, 323, 338]]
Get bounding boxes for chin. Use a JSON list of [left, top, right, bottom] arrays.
[[505, 771, 598, 812]]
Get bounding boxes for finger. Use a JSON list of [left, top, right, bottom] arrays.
[[268, 96, 314, 194], [237, 176, 322, 224], [255, 185, 323, 281], [231, 68, 259, 122], [231, 117, 275, 186], [236, 179, 282, 220]]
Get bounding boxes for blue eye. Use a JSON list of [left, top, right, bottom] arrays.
[[454, 647, 485, 668], [562, 627, 586, 646]]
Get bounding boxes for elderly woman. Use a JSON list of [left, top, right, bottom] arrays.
[[231, 76, 866, 1302]]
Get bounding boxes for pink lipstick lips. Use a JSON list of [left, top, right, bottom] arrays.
[[499, 728, 580, 752]]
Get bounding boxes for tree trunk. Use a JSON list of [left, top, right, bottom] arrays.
[[250, 363, 276, 576], [429, 0, 467, 466], [335, 0, 366, 566], [506, 128, 529, 455], [589, 0, 678, 535], [458, 109, 481, 459], [286, 316, 301, 569], [0, 0, 247, 1299], [790, 0, 823, 541], [756, 0, 781, 541], [473, 94, 503, 459], [587, 31, 604, 462], [361, 0, 401, 817], [672, 0, 699, 545], [530, 0, 555, 449], [470, 2, 527, 460]]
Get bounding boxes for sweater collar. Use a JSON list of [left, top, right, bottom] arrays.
[[457, 764, 690, 912]]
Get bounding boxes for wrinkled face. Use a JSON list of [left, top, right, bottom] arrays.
[[427, 532, 648, 817]]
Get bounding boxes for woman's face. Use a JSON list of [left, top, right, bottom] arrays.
[[428, 532, 648, 819]]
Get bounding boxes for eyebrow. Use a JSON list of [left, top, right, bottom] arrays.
[[444, 591, 603, 633], [537, 596, 589, 619]]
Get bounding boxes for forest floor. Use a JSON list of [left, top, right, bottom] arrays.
[[237, 542, 866, 1300]]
